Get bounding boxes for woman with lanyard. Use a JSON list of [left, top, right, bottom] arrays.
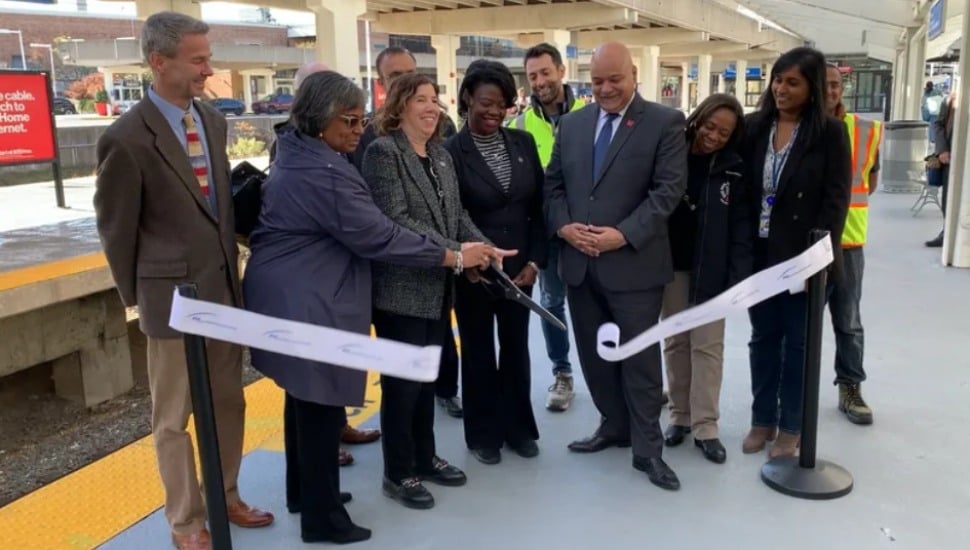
[[739, 47, 851, 459]]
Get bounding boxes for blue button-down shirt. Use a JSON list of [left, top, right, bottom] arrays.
[[148, 87, 217, 216]]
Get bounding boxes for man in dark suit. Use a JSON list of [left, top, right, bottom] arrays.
[[93, 12, 273, 550], [544, 42, 687, 490]]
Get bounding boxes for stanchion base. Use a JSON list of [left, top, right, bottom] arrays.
[[761, 457, 853, 500]]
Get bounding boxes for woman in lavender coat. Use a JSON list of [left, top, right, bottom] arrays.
[[242, 71, 493, 545]]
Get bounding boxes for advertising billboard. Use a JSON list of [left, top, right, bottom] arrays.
[[0, 71, 57, 166]]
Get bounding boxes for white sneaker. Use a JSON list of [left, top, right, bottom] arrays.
[[546, 373, 574, 412]]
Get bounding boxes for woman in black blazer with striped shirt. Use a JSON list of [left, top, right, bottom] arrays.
[[445, 60, 547, 465]]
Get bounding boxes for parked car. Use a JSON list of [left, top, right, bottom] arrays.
[[209, 97, 246, 116], [52, 97, 77, 115], [251, 93, 293, 114]]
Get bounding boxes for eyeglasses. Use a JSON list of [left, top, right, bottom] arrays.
[[339, 115, 366, 129]]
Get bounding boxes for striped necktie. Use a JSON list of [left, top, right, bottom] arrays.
[[182, 112, 209, 197]]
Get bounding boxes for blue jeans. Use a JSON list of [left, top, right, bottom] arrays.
[[828, 247, 866, 385], [748, 291, 807, 434], [539, 240, 571, 375]]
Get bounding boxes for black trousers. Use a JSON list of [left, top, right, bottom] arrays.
[[567, 266, 665, 459], [284, 393, 354, 539], [455, 278, 538, 450], [435, 321, 460, 399], [373, 308, 449, 483]]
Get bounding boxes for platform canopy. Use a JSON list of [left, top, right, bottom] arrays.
[[725, 0, 921, 61]]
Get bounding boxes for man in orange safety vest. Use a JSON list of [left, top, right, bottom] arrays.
[[824, 64, 881, 426]]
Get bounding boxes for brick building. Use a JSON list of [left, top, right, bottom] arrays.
[[0, 9, 292, 103]]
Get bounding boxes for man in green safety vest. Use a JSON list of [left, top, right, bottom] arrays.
[[508, 43, 585, 412], [824, 64, 882, 425]]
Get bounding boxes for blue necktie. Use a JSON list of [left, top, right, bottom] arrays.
[[593, 112, 619, 179]]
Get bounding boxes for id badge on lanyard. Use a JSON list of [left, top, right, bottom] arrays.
[[760, 125, 797, 238]]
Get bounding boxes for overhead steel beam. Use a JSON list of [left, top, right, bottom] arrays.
[[574, 28, 709, 48], [741, 0, 920, 29], [372, 3, 638, 35], [598, 0, 804, 51], [660, 42, 758, 57]]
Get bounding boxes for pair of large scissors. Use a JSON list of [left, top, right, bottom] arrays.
[[480, 260, 567, 332]]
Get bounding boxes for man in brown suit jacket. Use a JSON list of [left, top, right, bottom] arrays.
[[93, 12, 273, 550]]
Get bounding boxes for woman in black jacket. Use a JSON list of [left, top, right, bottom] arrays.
[[444, 59, 546, 465], [740, 47, 851, 459], [662, 93, 751, 465]]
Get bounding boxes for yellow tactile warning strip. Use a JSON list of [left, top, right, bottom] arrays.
[[0, 252, 107, 292], [0, 372, 382, 549]]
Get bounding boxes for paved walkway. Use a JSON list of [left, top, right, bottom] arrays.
[[0, 182, 967, 549]]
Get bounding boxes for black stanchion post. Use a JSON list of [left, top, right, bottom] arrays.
[[43, 71, 66, 209], [761, 230, 854, 500], [176, 284, 233, 550]]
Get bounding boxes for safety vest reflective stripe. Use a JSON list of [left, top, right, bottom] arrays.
[[508, 99, 585, 169], [842, 113, 882, 247]]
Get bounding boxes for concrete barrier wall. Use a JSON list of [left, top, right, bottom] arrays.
[[0, 114, 287, 176]]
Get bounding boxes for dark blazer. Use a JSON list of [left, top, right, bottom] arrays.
[[544, 94, 688, 291], [94, 97, 240, 338], [741, 111, 851, 280], [244, 128, 446, 406], [669, 147, 753, 304], [444, 126, 546, 278], [363, 130, 488, 320], [934, 95, 954, 155]]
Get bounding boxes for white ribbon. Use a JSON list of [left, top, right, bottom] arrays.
[[168, 290, 441, 382], [596, 237, 833, 362]]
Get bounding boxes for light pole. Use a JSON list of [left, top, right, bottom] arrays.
[[0, 28, 26, 70], [30, 43, 56, 93]]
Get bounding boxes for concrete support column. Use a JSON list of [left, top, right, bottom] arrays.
[[542, 29, 576, 83], [736, 59, 748, 107], [134, 0, 201, 19], [241, 73, 254, 113], [716, 73, 726, 94], [680, 62, 690, 112], [943, 3, 970, 267], [891, 46, 908, 120], [633, 46, 660, 102], [100, 67, 115, 114], [307, 0, 366, 81], [904, 28, 927, 120], [431, 34, 460, 124], [697, 54, 713, 103]]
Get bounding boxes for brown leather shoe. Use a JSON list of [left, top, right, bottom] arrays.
[[741, 426, 778, 454], [341, 424, 381, 444], [172, 529, 211, 550], [226, 500, 274, 528], [339, 447, 354, 466], [768, 431, 800, 459]]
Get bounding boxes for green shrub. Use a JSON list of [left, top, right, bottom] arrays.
[[227, 137, 266, 159]]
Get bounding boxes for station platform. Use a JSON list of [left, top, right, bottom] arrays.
[[0, 185, 967, 549]]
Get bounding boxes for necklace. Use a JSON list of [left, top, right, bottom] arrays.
[[426, 159, 445, 203]]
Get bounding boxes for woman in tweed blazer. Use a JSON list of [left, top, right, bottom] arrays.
[[362, 73, 513, 510]]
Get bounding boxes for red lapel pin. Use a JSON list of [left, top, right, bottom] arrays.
[[626, 120, 634, 127]]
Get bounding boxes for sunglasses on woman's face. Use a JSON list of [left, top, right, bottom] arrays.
[[339, 115, 366, 129]]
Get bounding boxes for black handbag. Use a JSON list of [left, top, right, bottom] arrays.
[[230, 161, 268, 237]]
